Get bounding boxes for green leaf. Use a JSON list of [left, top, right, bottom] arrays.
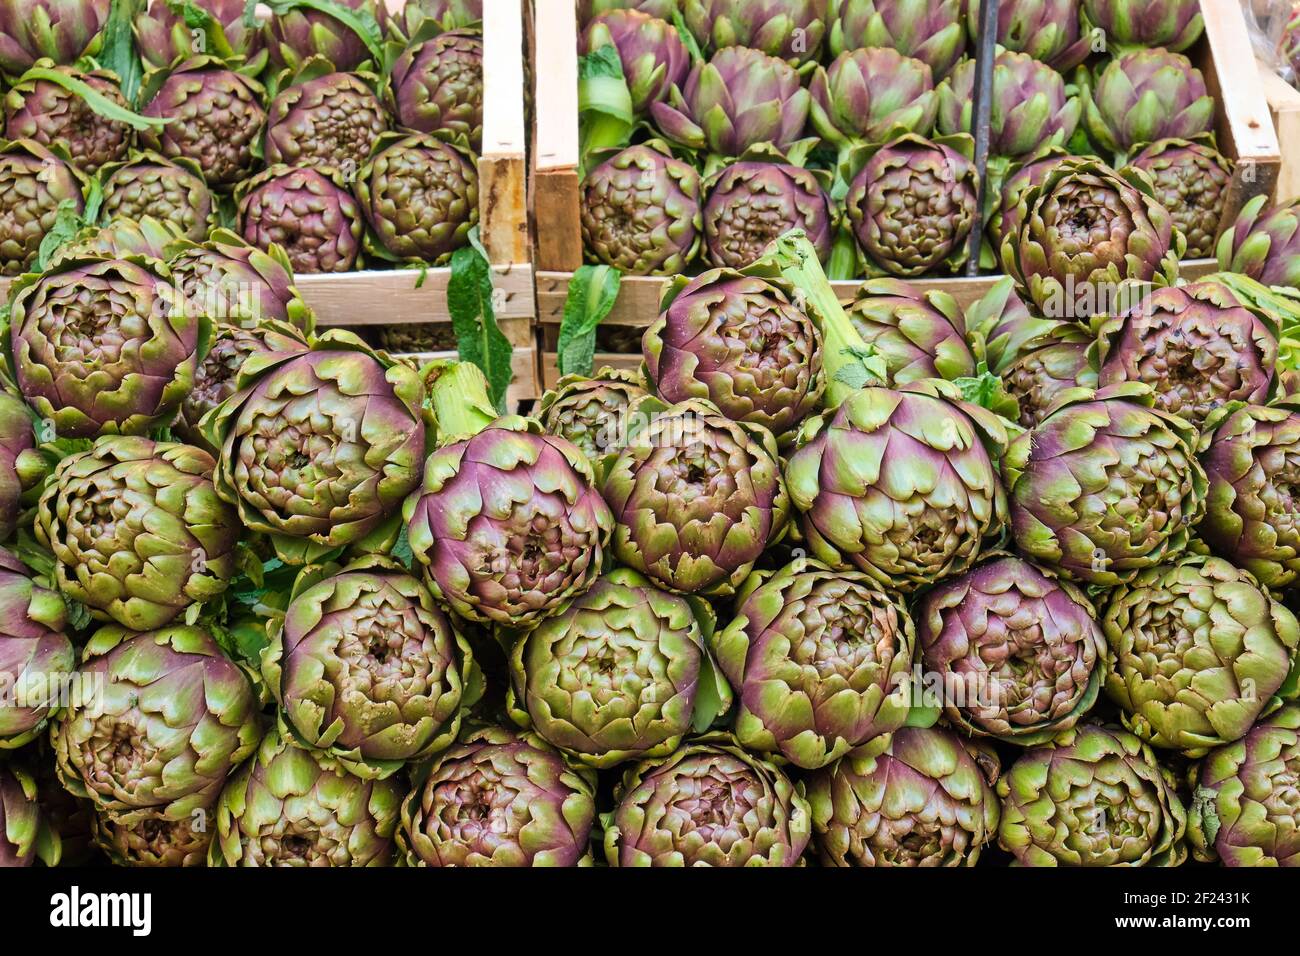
[[447, 232, 512, 413], [671, 8, 704, 61], [34, 200, 90, 272], [173, 0, 237, 60], [20, 67, 165, 131], [101, 0, 145, 106], [830, 345, 888, 391], [388, 522, 414, 570], [557, 265, 621, 378], [954, 361, 1021, 420], [577, 46, 633, 177]]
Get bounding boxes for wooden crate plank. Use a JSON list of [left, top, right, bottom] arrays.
[[531, 0, 584, 271], [1259, 58, 1300, 202], [481, 0, 530, 265], [298, 264, 535, 326]]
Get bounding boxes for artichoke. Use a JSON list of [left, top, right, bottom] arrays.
[[3, 62, 131, 171], [53, 625, 262, 824], [0, 0, 108, 77], [388, 29, 482, 151], [355, 131, 479, 265], [1084, 50, 1215, 160], [580, 9, 690, 115], [650, 46, 811, 163], [405, 363, 612, 630], [1094, 280, 1279, 429], [844, 278, 978, 385], [809, 726, 1000, 866], [263, 557, 480, 777], [398, 725, 596, 867], [51, 216, 185, 265], [168, 229, 312, 331], [846, 133, 978, 277], [1216, 196, 1300, 289], [0, 762, 56, 866], [1082, 0, 1204, 53], [828, 0, 966, 80], [9, 254, 204, 439], [236, 164, 364, 273], [264, 0, 379, 73], [580, 140, 702, 276], [809, 48, 938, 157], [966, 0, 1091, 71], [508, 568, 731, 768], [603, 398, 789, 597], [0, 392, 41, 542], [1130, 137, 1232, 260], [203, 330, 426, 564], [265, 64, 388, 173], [134, 0, 267, 73], [702, 156, 834, 268], [1189, 704, 1300, 866], [94, 810, 214, 867], [645, 268, 825, 445], [386, 0, 481, 41], [579, 0, 676, 23], [714, 559, 914, 769], [0, 547, 73, 750], [785, 379, 1007, 593], [0, 139, 84, 275], [1198, 399, 1300, 590], [683, 0, 827, 65], [1002, 156, 1182, 320], [1004, 383, 1206, 586], [936, 50, 1081, 160], [139, 57, 266, 188], [536, 367, 660, 464], [1099, 554, 1299, 756], [993, 147, 1068, 248], [604, 733, 811, 866], [210, 724, 402, 866], [918, 555, 1105, 746], [30, 750, 90, 864], [98, 152, 214, 243]]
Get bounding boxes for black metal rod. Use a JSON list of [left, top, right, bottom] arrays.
[[965, 0, 1000, 277]]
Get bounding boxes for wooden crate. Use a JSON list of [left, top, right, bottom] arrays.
[[531, 0, 1280, 386], [1258, 57, 1300, 202]]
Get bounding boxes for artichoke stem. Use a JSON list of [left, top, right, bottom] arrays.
[[429, 362, 499, 444]]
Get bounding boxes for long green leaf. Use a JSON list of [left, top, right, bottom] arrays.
[[448, 234, 512, 413], [100, 0, 145, 105], [577, 46, 633, 178], [557, 265, 621, 378]]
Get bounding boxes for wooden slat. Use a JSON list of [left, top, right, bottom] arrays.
[[481, 0, 530, 265], [1259, 58, 1300, 202], [531, 0, 584, 271], [297, 264, 535, 326]]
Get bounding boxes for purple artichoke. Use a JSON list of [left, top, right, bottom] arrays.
[[1082, 0, 1204, 53], [702, 158, 833, 268], [389, 29, 482, 151], [0, 0, 109, 76], [580, 9, 690, 115], [536, 367, 660, 464], [828, 0, 966, 80], [3, 64, 131, 171], [683, 0, 828, 65], [1084, 50, 1215, 159], [0, 139, 84, 275], [48, 216, 185, 266], [265, 67, 388, 172], [168, 229, 313, 331], [0, 547, 73, 750], [1215, 195, 1300, 289], [134, 0, 267, 73], [809, 48, 938, 153], [237, 164, 364, 273], [0, 393, 41, 542], [844, 278, 978, 385], [265, 0, 380, 72], [967, 0, 1091, 70], [579, 0, 676, 24], [1130, 137, 1232, 260], [386, 0, 481, 41], [993, 148, 1069, 248], [98, 152, 214, 243]]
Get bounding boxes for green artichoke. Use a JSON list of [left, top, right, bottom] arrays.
[[1130, 137, 1232, 260], [98, 152, 215, 244], [580, 140, 702, 276], [604, 733, 811, 866], [828, 0, 966, 79], [1189, 704, 1300, 867], [918, 554, 1105, 745], [265, 62, 388, 173], [398, 725, 596, 867], [169, 229, 313, 331], [1084, 50, 1215, 160], [263, 557, 480, 778], [389, 28, 482, 151], [683, 0, 827, 65], [846, 133, 978, 277], [1215, 195, 1300, 289], [237, 164, 364, 273], [785, 379, 1007, 594], [0, 139, 84, 275], [844, 278, 978, 385], [53, 625, 262, 825], [997, 724, 1188, 866], [0, 392, 42, 542], [355, 131, 479, 265], [1099, 553, 1299, 756], [966, 0, 1091, 71], [808, 726, 1000, 866], [94, 809, 213, 867], [1082, 0, 1204, 53], [0, 761, 57, 866], [1004, 383, 1206, 586], [203, 329, 427, 565], [714, 559, 914, 769], [9, 253, 204, 439], [139, 56, 267, 188], [580, 9, 690, 115], [386, 0, 481, 41], [603, 398, 789, 597], [0, 0, 108, 77], [264, 0, 379, 73], [646, 268, 825, 445], [701, 155, 833, 269], [134, 0, 267, 73], [0, 547, 73, 750], [536, 367, 660, 465], [210, 724, 403, 866], [809, 48, 938, 156], [3, 62, 131, 171]]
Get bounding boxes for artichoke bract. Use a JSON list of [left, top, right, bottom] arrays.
[[1099, 554, 1300, 757], [809, 48, 938, 158], [1082, 0, 1204, 53], [210, 724, 402, 866], [846, 133, 978, 277], [36, 437, 240, 630], [1216, 195, 1300, 289], [203, 329, 426, 565], [1198, 399, 1300, 590], [508, 568, 732, 768], [1189, 704, 1300, 867], [579, 0, 675, 23], [683, 0, 827, 65], [1004, 383, 1206, 587], [844, 278, 977, 385], [809, 726, 999, 866], [98, 152, 214, 243], [398, 725, 596, 867], [0, 548, 73, 750], [993, 147, 1068, 248], [1094, 281, 1279, 429], [702, 156, 833, 268], [580, 9, 690, 115], [9, 254, 203, 439], [714, 559, 914, 770], [53, 625, 262, 825], [0, 392, 42, 542], [134, 0, 267, 73], [0, 0, 108, 77], [603, 398, 789, 597], [0, 139, 84, 275], [139, 57, 267, 188], [168, 229, 313, 331], [967, 0, 1091, 71], [1084, 50, 1215, 160], [3, 62, 131, 171], [95, 811, 214, 867], [646, 268, 825, 445], [785, 379, 1007, 594], [918, 555, 1105, 746], [265, 64, 388, 173], [828, 0, 966, 80], [265, 0, 378, 72], [355, 132, 479, 265], [51, 216, 185, 265], [997, 724, 1188, 866], [237, 164, 364, 273], [263, 557, 481, 778], [1131, 137, 1232, 260], [405, 362, 612, 631], [0, 762, 54, 866], [386, 0, 481, 41], [580, 141, 702, 276], [389, 29, 482, 152], [537, 367, 660, 465], [604, 733, 811, 866]]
